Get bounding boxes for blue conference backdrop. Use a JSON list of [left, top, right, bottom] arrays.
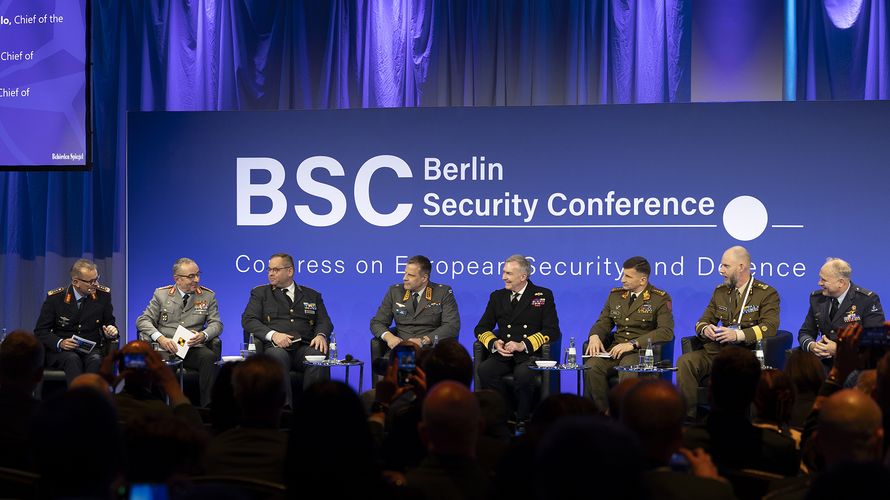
[[127, 101, 890, 393]]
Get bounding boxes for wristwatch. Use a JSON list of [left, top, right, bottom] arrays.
[[630, 339, 640, 349]]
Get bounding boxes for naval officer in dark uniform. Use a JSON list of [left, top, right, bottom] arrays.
[[677, 246, 780, 419], [135, 257, 222, 407], [798, 257, 884, 362], [34, 259, 119, 384], [370, 255, 460, 352], [242, 253, 332, 406], [475, 254, 560, 424], [584, 256, 674, 411]]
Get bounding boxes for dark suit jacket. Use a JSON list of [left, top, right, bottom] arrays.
[[405, 454, 493, 500], [34, 285, 116, 351], [0, 388, 40, 469], [798, 283, 884, 352], [474, 280, 560, 355], [241, 283, 333, 343]]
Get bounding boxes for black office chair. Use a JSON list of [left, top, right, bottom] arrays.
[[369, 336, 388, 388], [472, 339, 560, 416], [680, 330, 793, 417], [581, 336, 676, 395]]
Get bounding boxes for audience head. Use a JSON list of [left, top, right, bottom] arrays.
[[536, 416, 645, 499], [0, 330, 44, 391], [232, 354, 285, 425], [608, 377, 644, 419], [419, 381, 481, 457], [476, 389, 511, 439], [817, 388, 884, 467], [785, 348, 826, 395], [709, 346, 761, 413], [423, 338, 473, 388], [754, 368, 795, 425], [124, 412, 207, 483], [31, 388, 121, 498], [70, 373, 112, 400], [529, 393, 598, 436], [209, 360, 242, 431], [855, 369, 877, 397], [621, 380, 685, 466]]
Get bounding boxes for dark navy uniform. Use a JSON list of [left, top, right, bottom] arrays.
[[475, 280, 560, 421], [242, 283, 333, 405], [34, 285, 117, 384], [798, 284, 884, 353]]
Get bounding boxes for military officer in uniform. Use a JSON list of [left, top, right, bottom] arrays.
[[370, 255, 460, 356], [135, 257, 222, 407], [242, 253, 332, 406], [584, 256, 674, 411], [798, 257, 884, 362], [475, 254, 560, 425], [34, 259, 119, 384], [677, 246, 780, 419]]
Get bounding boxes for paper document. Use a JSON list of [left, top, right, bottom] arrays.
[[72, 335, 96, 354], [172, 325, 194, 359]]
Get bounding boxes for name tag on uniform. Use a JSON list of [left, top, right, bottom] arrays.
[[638, 304, 653, 314], [743, 305, 759, 314], [303, 302, 317, 315], [194, 301, 208, 315], [717, 306, 728, 311]]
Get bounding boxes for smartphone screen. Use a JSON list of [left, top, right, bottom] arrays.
[[129, 483, 168, 500], [123, 352, 147, 369], [395, 347, 416, 386], [859, 326, 890, 348]]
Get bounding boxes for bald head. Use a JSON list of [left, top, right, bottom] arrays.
[[420, 381, 481, 456], [621, 380, 686, 464], [720, 246, 752, 289], [70, 374, 112, 400], [818, 389, 884, 466]]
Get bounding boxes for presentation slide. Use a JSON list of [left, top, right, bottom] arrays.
[[127, 101, 890, 392], [0, 0, 88, 168]]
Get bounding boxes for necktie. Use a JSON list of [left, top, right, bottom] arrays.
[[629, 293, 637, 309], [413, 292, 420, 306], [77, 297, 84, 310], [282, 288, 293, 306], [510, 292, 520, 308], [829, 298, 839, 321], [182, 293, 190, 309]]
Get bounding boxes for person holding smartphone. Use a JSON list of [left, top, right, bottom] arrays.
[[475, 254, 560, 427], [34, 259, 118, 385], [798, 257, 884, 363]]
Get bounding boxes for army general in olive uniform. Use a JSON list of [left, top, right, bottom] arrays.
[[798, 257, 884, 363], [584, 257, 674, 411], [677, 246, 780, 419], [34, 259, 119, 384], [242, 253, 332, 407], [475, 254, 561, 423], [135, 257, 222, 407], [370, 255, 460, 354]]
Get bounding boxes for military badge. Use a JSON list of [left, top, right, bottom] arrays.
[[717, 305, 728, 311], [844, 313, 861, 323], [57, 316, 71, 327], [638, 304, 653, 314], [531, 297, 546, 307], [303, 302, 317, 315], [871, 304, 880, 312], [194, 301, 208, 315], [743, 305, 759, 314], [161, 312, 168, 322]]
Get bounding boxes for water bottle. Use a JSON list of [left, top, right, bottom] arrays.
[[566, 336, 577, 367], [329, 333, 338, 362], [433, 334, 439, 347], [755, 339, 765, 368], [643, 338, 654, 370]]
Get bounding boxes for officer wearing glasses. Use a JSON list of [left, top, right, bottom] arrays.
[[35, 259, 119, 384], [135, 257, 222, 406], [242, 253, 333, 407]]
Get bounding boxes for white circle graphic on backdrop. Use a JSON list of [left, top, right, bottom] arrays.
[[722, 196, 768, 241]]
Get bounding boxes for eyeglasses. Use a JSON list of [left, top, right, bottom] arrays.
[[175, 272, 202, 280], [268, 267, 293, 273], [74, 277, 100, 285]]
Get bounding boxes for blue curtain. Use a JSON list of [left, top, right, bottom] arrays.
[[1, 0, 692, 333], [797, 0, 890, 99]]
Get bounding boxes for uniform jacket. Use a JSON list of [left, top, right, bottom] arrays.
[[695, 278, 780, 354], [241, 283, 333, 343], [34, 285, 116, 351], [370, 281, 460, 341], [474, 280, 560, 355], [589, 283, 674, 347], [135, 284, 223, 341], [798, 283, 884, 352]]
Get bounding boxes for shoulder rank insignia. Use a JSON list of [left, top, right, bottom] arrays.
[[611, 287, 624, 293], [96, 284, 111, 293], [855, 286, 875, 297], [650, 288, 666, 296], [197, 285, 213, 294], [754, 282, 770, 290], [47, 287, 65, 296]]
